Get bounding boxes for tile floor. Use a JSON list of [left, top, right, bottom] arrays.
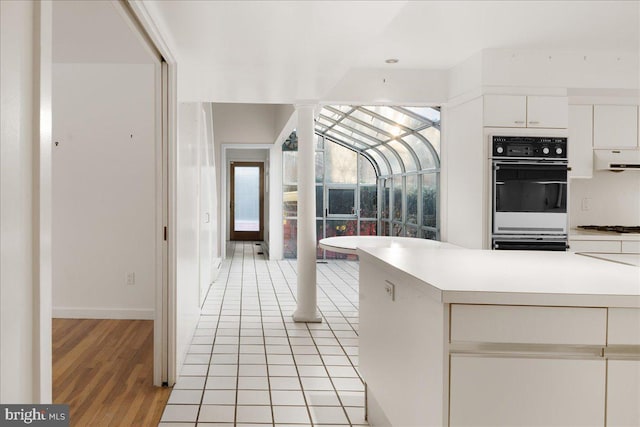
[[160, 241, 367, 427]]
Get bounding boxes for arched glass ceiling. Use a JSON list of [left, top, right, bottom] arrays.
[[315, 105, 441, 176]]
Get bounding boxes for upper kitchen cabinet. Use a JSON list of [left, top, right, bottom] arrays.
[[484, 95, 568, 129], [568, 105, 593, 179], [593, 105, 639, 149]]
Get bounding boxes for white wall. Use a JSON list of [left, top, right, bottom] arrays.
[[482, 49, 639, 91], [175, 102, 217, 374], [448, 49, 639, 101], [570, 171, 640, 227], [325, 68, 449, 104], [52, 63, 157, 319], [442, 97, 486, 249], [199, 103, 218, 305], [447, 52, 483, 101], [212, 103, 282, 143], [1, 0, 37, 403]]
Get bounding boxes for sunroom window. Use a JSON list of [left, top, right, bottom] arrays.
[[283, 105, 440, 259]]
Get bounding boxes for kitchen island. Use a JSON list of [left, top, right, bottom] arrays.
[[357, 247, 640, 427]]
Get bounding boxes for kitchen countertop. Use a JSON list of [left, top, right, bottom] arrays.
[[578, 252, 640, 266], [356, 247, 640, 308], [570, 228, 640, 241], [319, 235, 459, 254]]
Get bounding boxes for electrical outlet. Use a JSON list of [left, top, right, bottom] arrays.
[[384, 280, 395, 301], [126, 272, 135, 286], [581, 198, 592, 211]]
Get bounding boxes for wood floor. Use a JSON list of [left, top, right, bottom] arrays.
[[53, 319, 171, 426]]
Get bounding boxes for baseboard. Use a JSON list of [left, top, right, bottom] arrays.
[[53, 307, 155, 320], [367, 387, 393, 427], [211, 257, 222, 282]]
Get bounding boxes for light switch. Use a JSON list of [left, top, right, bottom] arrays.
[[384, 280, 395, 301], [126, 272, 135, 286], [581, 198, 592, 211]]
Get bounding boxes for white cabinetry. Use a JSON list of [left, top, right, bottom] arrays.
[[569, 240, 622, 253], [484, 95, 527, 127], [527, 95, 569, 129], [449, 305, 608, 426], [622, 241, 640, 253], [569, 237, 640, 254], [359, 252, 640, 427], [484, 95, 568, 128], [593, 105, 639, 148], [607, 308, 640, 427], [448, 304, 639, 427], [568, 105, 593, 178], [449, 357, 605, 427], [607, 361, 640, 427]]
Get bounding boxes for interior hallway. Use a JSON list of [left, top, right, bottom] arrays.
[[160, 241, 367, 426]]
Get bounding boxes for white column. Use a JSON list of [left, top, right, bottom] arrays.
[[293, 104, 321, 323]]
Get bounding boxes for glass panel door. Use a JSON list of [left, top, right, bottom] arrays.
[[230, 162, 264, 241]]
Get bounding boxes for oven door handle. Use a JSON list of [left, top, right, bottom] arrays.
[[493, 241, 569, 251], [494, 163, 569, 171]]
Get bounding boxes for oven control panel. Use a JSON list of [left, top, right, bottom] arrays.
[[492, 136, 568, 159]]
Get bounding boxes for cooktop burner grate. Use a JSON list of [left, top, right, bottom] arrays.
[[578, 225, 640, 234]]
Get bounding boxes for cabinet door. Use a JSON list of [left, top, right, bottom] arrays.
[[621, 241, 640, 253], [484, 95, 526, 127], [593, 105, 639, 148], [528, 96, 568, 129], [568, 240, 622, 253], [449, 356, 606, 427], [568, 105, 593, 178], [607, 361, 640, 427]]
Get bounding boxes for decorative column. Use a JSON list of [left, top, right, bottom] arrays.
[[293, 104, 321, 323]]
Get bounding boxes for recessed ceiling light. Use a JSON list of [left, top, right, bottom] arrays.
[[385, 58, 399, 64]]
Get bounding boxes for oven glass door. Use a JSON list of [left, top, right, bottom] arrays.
[[493, 162, 567, 234]]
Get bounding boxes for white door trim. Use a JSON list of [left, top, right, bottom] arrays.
[[125, 0, 178, 387], [35, 0, 53, 403]]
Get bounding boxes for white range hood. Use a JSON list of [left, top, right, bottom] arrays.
[[594, 149, 640, 171]]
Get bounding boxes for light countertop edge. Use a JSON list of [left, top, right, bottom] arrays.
[[356, 247, 640, 309]]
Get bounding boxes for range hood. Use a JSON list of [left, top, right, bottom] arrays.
[[594, 149, 640, 171]]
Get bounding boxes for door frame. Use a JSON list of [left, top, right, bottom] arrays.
[[123, 0, 177, 386], [230, 162, 264, 241], [221, 144, 272, 259]]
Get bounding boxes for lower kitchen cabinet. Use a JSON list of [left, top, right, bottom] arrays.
[[449, 356, 606, 427], [607, 360, 640, 427], [569, 239, 622, 253], [358, 253, 640, 427]]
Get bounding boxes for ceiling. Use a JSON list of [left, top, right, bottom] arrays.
[[143, 0, 639, 103]]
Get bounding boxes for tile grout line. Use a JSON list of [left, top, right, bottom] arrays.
[[272, 258, 318, 426], [194, 246, 233, 423], [284, 258, 358, 425], [162, 241, 366, 426], [251, 243, 277, 427]]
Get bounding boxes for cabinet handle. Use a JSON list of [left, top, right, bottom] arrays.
[[529, 121, 540, 124], [514, 120, 525, 124]]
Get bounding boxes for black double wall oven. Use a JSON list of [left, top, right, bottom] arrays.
[[491, 136, 569, 251]]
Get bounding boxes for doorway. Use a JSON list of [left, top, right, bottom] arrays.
[[230, 162, 264, 241]]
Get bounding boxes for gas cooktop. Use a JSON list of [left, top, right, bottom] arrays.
[[577, 225, 640, 234]]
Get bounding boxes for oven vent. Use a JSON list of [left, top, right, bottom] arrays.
[[594, 149, 640, 171]]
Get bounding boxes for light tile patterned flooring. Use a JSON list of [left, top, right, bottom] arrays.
[[160, 241, 367, 426]]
